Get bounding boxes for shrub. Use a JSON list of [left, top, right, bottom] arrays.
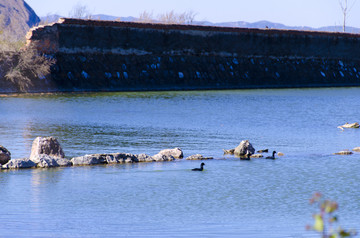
[[4, 45, 55, 92], [307, 192, 357, 238]]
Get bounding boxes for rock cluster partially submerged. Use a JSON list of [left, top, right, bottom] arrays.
[[1, 137, 185, 170], [185, 154, 214, 160], [3, 136, 358, 170], [224, 140, 285, 159], [334, 151, 353, 155], [337, 122, 360, 130], [223, 140, 255, 157]]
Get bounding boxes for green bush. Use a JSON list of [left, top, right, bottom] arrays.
[[307, 192, 357, 238]]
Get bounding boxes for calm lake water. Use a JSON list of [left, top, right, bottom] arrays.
[[1, 88, 360, 237]]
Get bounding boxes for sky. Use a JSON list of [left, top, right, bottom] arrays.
[[26, 0, 360, 28]]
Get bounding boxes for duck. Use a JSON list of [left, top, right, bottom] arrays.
[[240, 153, 251, 160], [192, 162, 205, 171], [265, 151, 276, 160]]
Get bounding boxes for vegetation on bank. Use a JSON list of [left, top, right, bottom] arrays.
[[0, 27, 54, 92]]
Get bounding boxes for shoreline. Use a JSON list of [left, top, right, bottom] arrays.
[[1, 85, 360, 98]]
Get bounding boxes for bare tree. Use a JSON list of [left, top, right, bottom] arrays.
[[137, 10, 197, 24], [158, 10, 197, 24], [137, 10, 154, 23], [68, 3, 93, 19], [339, 0, 356, 32], [184, 11, 197, 24], [158, 10, 180, 24], [39, 13, 61, 25]]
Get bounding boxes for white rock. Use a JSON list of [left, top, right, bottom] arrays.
[[2, 158, 37, 169], [185, 154, 213, 160], [157, 148, 183, 159], [30, 137, 65, 160], [31, 154, 72, 168], [152, 153, 175, 162], [71, 154, 107, 166], [234, 140, 255, 156], [135, 154, 155, 162]]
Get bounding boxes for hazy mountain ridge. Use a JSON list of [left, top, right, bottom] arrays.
[[41, 14, 360, 34], [212, 20, 360, 33], [0, 0, 40, 40]]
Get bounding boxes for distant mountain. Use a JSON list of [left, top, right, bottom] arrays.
[[211, 20, 360, 34], [40, 14, 136, 24], [0, 0, 40, 40], [40, 14, 360, 34]]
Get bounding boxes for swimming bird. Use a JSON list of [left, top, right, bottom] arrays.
[[192, 163, 205, 171], [265, 151, 276, 160], [240, 153, 251, 160], [257, 149, 269, 153]]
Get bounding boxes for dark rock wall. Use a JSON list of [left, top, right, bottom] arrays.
[[26, 19, 360, 92], [50, 53, 360, 91]]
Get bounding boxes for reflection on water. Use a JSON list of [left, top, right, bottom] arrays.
[[1, 88, 360, 237]]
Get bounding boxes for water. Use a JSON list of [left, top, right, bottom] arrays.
[[1, 88, 360, 237]]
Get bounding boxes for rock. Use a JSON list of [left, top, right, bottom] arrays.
[[185, 154, 214, 160], [105, 154, 119, 164], [250, 154, 263, 158], [277, 152, 285, 156], [31, 154, 72, 168], [0, 145, 11, 165], [54, 158, 73, 167], [353, 147, 360, 152], [30, 137, 65, 160], [135, 154, 155, 162], [257, 149, 269, 153], [2, 158, 37, 169], [71, 154, 107, 166], [223, 149, 235, 155], [234, 140, 255, 156], [152, 153, 175, 162], [338, 122, 360, 129], [334, 151, 353, 155], [106, 153, 138, 163], [157, 148, 183, 159]]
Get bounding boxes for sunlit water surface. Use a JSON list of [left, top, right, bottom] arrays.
[[1, 88, 360, 237]]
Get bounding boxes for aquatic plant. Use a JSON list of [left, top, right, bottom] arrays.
[[307, 192, 357, 238]]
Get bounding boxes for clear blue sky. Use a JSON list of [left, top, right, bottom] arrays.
[[26, 0, 360, 28]]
